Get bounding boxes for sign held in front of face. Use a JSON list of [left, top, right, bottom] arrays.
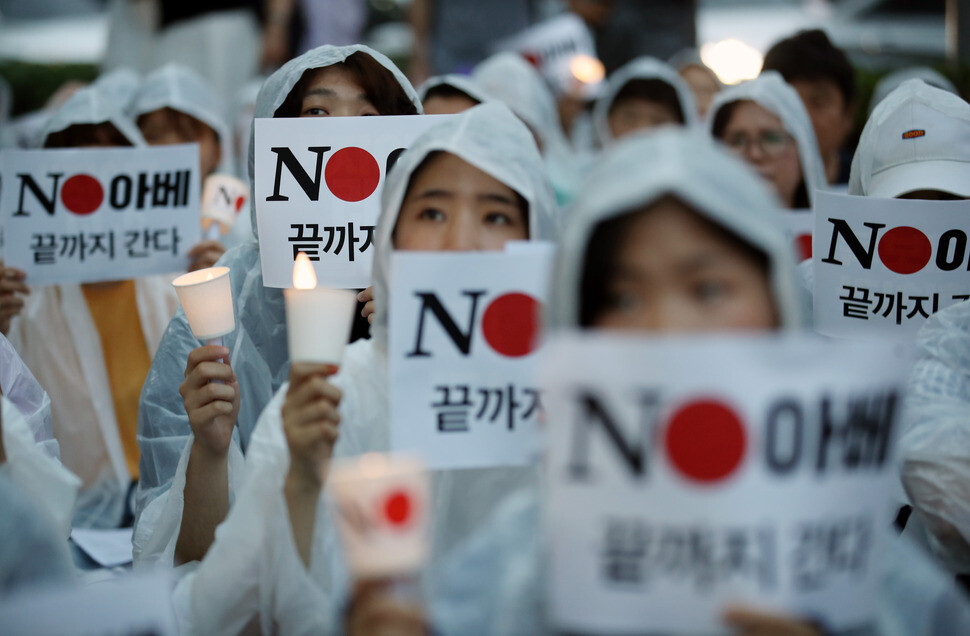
[[543, 334, 908, 634], [0, 145, 202, 285], [253, 115, 457, 289], [813, 191, 970, 339], [388, 244, 553, 470]]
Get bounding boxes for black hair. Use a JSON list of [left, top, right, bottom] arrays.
[[392, 150, 530, 241], [609, 78, 685, 124], [275, 52, 419, 118], [423, 84, 481, 105], [762, 29, 856, 109], [579, 197, 772, 327], [43, 122, 133, 148], [710, 100, 810, 209]]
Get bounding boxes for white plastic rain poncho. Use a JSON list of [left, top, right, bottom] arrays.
[[416, 73, 489, 105], [707, 71, 826, 208], [591, 56, 697, 147], [1, 396, 80, 539], [92, 67, 141, 115], [899, 299, 970, 572], [848, 79, 970, 198], [133, 44, 421, 568], [130, 63, 235, 175], [40, 85, 145, 147], [869, 67, 957, 116], [429, 128, 803, 634], [172, 102, 559, 635], [0, 332, 56, 460], [431, 129, 970, 635], [7, 91, 175, 529], [472, 52, 580, 207]]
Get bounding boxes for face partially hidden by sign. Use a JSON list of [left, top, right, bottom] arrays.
[[392, 152, 529, 252], [582, 196, 778, 332], [137, 107, 222, 179], [298, 65, 380, 118]]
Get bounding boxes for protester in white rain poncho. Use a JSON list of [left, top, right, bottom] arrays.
[[591, 57, 696, 147], [171, 102, 558, 635], [0, 397, 80, 539], [92, 67, 141, 115], [133, 44, 421, 569], [669, 49, 722, 120], [4, 88, 177, 530], [417, 74, 489, 115], [132, 64, 233, 178], [131, 64, 243, 258], [869, 67, 957, 116], [421, 129, 970, 636], [473, 52, 579, 207], [709, 71, 826, 209], [849, 79, 970, 199]]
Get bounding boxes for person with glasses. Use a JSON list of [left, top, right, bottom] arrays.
[[708, 72, 826, 210]]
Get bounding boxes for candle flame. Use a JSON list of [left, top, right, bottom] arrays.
[[570, 54, 605, 85], [205, 270, 214, 282], [293, 252, 317, 289]]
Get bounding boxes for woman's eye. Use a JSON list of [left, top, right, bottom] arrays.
[[303, 107, 328, 116], [605, 289, 640, 312], [418, 208, 445, 221], [694, 280, 728, 302], [484, 212, 513, 226]]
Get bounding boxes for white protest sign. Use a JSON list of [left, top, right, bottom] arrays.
[[0, 572, 177, 636], [388, 244, 553, 470], [814, 191, 970, 339], [494, 13, 601, 98], [783, 208, 813, 262], [543, 334, 907, 634], [0, 145, 201, 285], [254, 115, 457, 289]]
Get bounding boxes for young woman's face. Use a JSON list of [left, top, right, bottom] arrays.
[[721, 101, 803, 208], [608, 97, 680, 140], [138, 108, 222, 178], [394, 152, 528, 251], [593, 198, 777, 332], [299, 66, 379, 117]]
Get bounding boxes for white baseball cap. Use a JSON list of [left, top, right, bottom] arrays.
[[853, 79, 970, 199]]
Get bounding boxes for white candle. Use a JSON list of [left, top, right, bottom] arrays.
[[172, 266, 235, 341], [284, 252, 357, 366]]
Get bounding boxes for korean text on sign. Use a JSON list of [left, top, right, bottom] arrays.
[[253, 114, 457, 289], [813, 191, 970, 339], [0, 145, 201, 285], [542, 334, 908, 634], [388, 244, 553, 470]]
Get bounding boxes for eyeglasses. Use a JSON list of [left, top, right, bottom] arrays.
[[722, 130, 795, 157]]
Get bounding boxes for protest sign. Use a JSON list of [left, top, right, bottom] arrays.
[[254, 115, 456, 289], [494, 13, 602, 98], [388, 243, 553, 470], [543, 334, 907, 634], [814, 191, 970, 339], [0, 145, 201, 285], [0, 572, 177, 636]]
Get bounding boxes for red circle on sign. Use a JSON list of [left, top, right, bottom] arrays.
[[795, 234, 812, 261], [60, 174, 103, 215], [664, 399, 746, 484], [481, 293, 541, 357], [324, 146, 381, 202], [234, 196, 246, 212], [878, 226, 932, 275], [383, 490, 412, 527]]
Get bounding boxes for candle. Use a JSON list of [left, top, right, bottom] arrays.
[[328, 453, 430, 579], [284, 252, 357, 365], [172, 266, 235, 343]]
